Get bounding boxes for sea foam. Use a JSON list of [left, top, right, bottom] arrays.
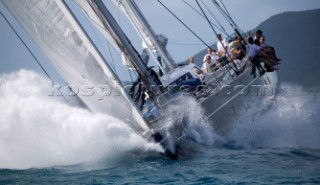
[[0, 70, 162, 169], [228, 83, 320, 149]]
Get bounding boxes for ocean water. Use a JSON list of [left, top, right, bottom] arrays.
[[0, 70, 320, 184]]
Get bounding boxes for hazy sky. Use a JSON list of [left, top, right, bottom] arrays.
[[1, 0, 320, 79]]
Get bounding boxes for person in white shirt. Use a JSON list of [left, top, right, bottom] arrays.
[[202, 55, 212, 73], [216, 34, 229, 57], [195, 69, 205, 82], [203, 47, 220, 68]]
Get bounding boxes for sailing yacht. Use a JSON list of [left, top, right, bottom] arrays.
[[1, 0, 278, 157], [104, 0, 278, 134]]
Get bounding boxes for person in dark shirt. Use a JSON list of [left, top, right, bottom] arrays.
[[259, 36, 281, 62]]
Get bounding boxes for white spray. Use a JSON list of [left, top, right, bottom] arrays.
[[0, 70, 163, 169], [228, 83, 320, 149], [158, 96, 226, 157]]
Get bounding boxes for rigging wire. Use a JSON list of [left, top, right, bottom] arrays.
[[219, 0, 233, 24], [114, 1, 155, 83], [0, 9, 76, 103], [212, 0, 247, 64], [168, 41, 214, 46], [74, 0, 150, 84], [156, 0, 211, 48], [126, 67, 135, 84], [211, 0, 234, 29], [211, 0, 240, 33], [195, 0, 218, 38], [86, 12, 118, 75], [210, 0, 246, 44], [73, 0, 119, 75], [218, 0, 241, 32], [181, 0, 228, 36], [195, 0, 239, 75], [88, 0, 157, 95], [0, 10, 52, 81], [106, 41, 118, 75], [74, 0, 140, 84], [116, 3, 137, 80], [200, 0, 230, 38]]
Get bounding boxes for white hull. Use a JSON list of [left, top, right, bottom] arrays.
[[201, 66, 278, 134]]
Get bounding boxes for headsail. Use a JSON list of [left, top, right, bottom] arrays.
[[2, 0, 150, 132]]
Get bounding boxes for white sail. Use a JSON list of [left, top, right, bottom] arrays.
[[2, 0, 150, 132], [113, 0, 177, 74], [73, 1, 120, 58]]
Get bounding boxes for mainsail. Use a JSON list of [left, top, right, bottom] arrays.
[[2, 0, 149, 132]]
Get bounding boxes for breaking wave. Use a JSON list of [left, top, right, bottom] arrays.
[[158, 82, 320, 156], [1, 70, 318, 168], [0, 70, 162, 170], [158, 96, 226, 158], [228, 83, 320, 149]]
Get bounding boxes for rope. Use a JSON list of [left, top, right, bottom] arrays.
[[127, 67, 135, 84], [156, 0, 211, 48], [181, 0, 228, 36], [199, 0, 230, 37], [218, 0, 242, 32], [195, 0, 217, 39], [0, 9, 78, 103], [168, 41, 214, 46], [73, 0, 119, 75], [219, 0, 233, 24], [74, 0, 144, 83], [195, 0, 239, 76], [106, 41, 118, 75], [211, 0, 246, 45], [211, 0, 234, 29], [0, 10, 53, 81]]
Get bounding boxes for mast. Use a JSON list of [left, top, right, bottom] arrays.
[[114, 0, 177, 74], [87, 0, 166, 106]]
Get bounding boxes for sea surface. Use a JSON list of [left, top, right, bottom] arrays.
[[0, 70, 320, 184]]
